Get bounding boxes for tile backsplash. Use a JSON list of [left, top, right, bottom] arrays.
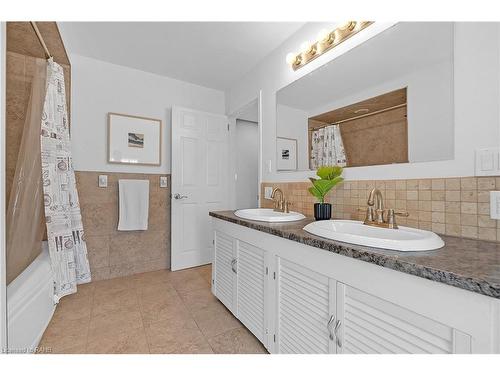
[[261, 177, 500, 242]]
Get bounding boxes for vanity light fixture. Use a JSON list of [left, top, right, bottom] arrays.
[[286, 21, 373, 71]]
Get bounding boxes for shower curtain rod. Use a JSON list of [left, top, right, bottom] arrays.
[[309, 103, 407, 131], [30, 22, 52, 59]]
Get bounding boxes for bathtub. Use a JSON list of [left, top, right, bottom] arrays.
[[7, 241, 55, 353]]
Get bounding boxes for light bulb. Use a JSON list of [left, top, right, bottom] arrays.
[[300, 41, 312, 54], [286, 52, 297, 66], [317, 29, 330, 42], [340, 21, 356, 31]]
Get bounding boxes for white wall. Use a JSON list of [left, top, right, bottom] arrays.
[[226, 22, 500, 182], [235, 119, 259, 209], [70, 54, 226, 174], [276, 104, 309, 170]]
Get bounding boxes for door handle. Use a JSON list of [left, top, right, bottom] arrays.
[[173, 193, 188, 200], [231, 259, 237, 274], [334, 319, 342, 348], [327, 315, 335, 340]]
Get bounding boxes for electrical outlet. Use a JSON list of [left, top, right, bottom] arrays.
[[98, 175, 108, 188], [490, 191, 500, 219], [160, 176, 168, 188], [264, 186, 273, 200]]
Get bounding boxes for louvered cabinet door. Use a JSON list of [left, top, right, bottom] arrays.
[[335, 283, 472, 354], [235, 240, 266, 343], [275, 257, 336, 354], [213, 231, 236, 313]]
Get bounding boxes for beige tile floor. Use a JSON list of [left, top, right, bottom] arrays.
[[38, 264, 268, 354]]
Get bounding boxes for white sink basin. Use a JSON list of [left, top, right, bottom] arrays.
[[303, 220, 444, 251], [234, 208, 306, 223]]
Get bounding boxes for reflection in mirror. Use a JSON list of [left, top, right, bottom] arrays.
[[276, 22, 454, 172]]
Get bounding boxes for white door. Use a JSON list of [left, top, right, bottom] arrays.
[[274, 257, 336, 354], [335, 283, 472, 353], [171, 106, 229, 271]]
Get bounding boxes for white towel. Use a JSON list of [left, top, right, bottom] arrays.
[[118, 179, 149, 231]]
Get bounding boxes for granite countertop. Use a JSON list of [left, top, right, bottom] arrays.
[[209, 210, 500, 299]]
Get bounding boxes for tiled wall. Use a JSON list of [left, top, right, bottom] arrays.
[[76, 171, 170, 281], [261, 176, 500, 242]]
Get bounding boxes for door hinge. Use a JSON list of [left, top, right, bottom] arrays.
[[227, 123, 230, 131], [212, 239, 215, 245], [273, 272, 276, 280], [273, 334, 276, 343], [265, 267, 268, 275]]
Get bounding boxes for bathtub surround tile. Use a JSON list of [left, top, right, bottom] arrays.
[[75, 171, 171, 281], [261, 175, 500, 242], [38, 265, 267, 354]]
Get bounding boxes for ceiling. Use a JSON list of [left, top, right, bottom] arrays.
[[57, 22, 305, 90]]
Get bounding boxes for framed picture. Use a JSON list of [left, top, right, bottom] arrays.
[[108, 112, 162, 166], [276, 137, 298, 171]]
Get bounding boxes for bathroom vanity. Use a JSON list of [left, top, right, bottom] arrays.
[[209, 211, 500, 354]]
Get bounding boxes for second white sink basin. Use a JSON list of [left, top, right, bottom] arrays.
[[234, 208, 305, 223], [303, 220, 444, 251]]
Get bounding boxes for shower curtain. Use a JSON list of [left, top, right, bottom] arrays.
[[310, 124, 347, 169], [6, 59, 47, 285], [40, 58, 91, 302]]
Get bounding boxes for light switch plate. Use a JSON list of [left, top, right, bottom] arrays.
[[475, 148, 500, 176], [490, 191, 500, 219], [264, 186, 273, 200], [98, 175, 108, 188], [160, 176, 168, 188]]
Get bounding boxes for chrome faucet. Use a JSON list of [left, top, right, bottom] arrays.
[[271, 187, 292, 213], [360, 188, 409, 229]]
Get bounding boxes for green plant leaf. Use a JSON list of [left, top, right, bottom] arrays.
[[317, 165, 343, 180], [308, 186, 324, 203], [307, 166, 344, 202]]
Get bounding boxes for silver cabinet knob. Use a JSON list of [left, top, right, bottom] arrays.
[[173, 193, 188, 200]]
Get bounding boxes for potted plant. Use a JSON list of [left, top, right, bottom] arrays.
[[308, 165, 344, 221]]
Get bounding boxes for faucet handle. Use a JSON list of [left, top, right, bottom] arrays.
[[385, 209, 409, 229], [284, 201, 292, 213], [358, 206, 374, 222]]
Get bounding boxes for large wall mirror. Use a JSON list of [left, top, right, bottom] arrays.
[[276, 22, 454, 171]]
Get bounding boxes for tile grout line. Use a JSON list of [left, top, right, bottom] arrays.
[[134, 280, 153, 354], [83, 283, 95, 353]]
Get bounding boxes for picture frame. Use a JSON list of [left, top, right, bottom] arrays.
[[108, 112, 162, 166], [276, 137, 298, 171]]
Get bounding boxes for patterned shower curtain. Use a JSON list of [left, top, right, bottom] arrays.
[[310, 124, 347, 169], [40, 58, 91, 302]]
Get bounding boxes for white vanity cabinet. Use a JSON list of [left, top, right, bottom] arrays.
[[335, 283, 472, 354], [212, 217, 500, 354], [274, 257, 337, 353], [213, 230, 267, 344]]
